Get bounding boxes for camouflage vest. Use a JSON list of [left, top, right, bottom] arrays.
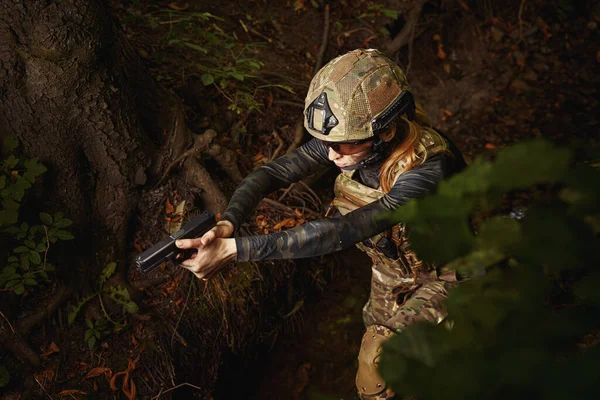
[[328, 130, 450, 285]]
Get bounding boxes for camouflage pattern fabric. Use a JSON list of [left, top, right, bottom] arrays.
[[304, 48, 412, 142]]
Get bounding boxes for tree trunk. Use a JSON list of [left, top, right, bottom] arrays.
[[0, 0, 223, 275], [0, 0, 229, 394]]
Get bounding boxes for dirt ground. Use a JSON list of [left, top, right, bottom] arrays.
[[111, 0, 599, 399]]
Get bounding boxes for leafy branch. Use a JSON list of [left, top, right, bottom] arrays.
[[67, 262, 139, 349], [379, 139, 600, 399]]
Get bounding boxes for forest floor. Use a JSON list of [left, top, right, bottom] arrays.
[[108, 1, 599, 399]]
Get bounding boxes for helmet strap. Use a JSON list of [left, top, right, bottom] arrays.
[[340, 136, 390, 171]]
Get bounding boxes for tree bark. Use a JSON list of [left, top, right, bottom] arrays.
[[0, 0, 228, 392], [0, 0, 222, 275]]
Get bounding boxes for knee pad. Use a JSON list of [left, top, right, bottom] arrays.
[[356, 325, 396, 399]]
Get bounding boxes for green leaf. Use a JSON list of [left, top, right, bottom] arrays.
[[13, 284, 25, 295], [36, 243, 46, 252], [86, 318, 94, 329], [3, 199, 20, 211], [38, 270, 49, 280], [230, 72, 245, 81], [55, 212, 64, 220], [39, 213, 53, 225], [201, 73, 214, 86], [14, 246, 28, 253], [3, 155, 18, 169], [183, 42, 208, 53], [29, 251, 41, 265], [0, 363, 9, 388], [490, 139, 571, 191], [87, 336, 96, 350], [54, 218, 72, 228], [99, 262, 117, 286], [0, 175, 5, 189], [84, 329, 94, 342], [5, 279, 21, 289], [23, 157, 47, 177], [55, 230, 74, 240], [125, 302, 139, 314], [68, 295, 95, 325], [2, 267, 16, 275], [24, 278, 37, 286], [24, 240, 36, 249]]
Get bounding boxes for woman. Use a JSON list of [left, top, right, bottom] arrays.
[[176, 49, 466, 399]]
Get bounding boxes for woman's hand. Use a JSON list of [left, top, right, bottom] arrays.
[[176, 220, 236, 280]]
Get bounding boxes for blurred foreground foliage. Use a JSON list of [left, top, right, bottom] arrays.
[[380, 139, 600, 399]]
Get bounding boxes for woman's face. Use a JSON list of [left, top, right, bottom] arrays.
[[326, 141, 373, 168]]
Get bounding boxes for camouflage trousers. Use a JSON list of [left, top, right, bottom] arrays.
[[356, 264, 457, 400]]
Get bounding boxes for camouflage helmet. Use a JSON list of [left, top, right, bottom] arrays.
[[304, 48, 416, 142]]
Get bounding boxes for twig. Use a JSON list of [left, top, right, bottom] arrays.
[[261, 198, 318, 217], [278, 183, 297, 202], [286, 121, 305, 154], [297, 180, 321, 207], [152, 382, 203, 399], [153, 146, 206, 189], [518, 0, 527, 43], [170, 276, 194, 349], [34, 376, 54, 400], [0, 311, 14, 333], [269, 130, 285, 161], [42, 225, 50, 270], [313, 4, 331, 75]]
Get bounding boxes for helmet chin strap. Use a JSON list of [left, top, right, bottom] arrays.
[[340, 137, 389, 171]]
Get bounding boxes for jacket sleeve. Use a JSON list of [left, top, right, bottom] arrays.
[[220, 138, 332, 230], [236, 153, 451, 261]]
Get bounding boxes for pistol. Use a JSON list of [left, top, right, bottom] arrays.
[[136, 211, 216, 274]]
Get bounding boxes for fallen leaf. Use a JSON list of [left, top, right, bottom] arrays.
[[437, 43, 447, 59], [442, 109, 453, 117], [168, 2, 189, 11], [165, 198, 175, 214], [133, 239, 143, 253], [40, 341, 60, 358], [485, 143, 497, 149], [85, 367, 112, 379], [273, 218, 297, 230]]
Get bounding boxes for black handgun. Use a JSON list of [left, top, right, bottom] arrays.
[[136, 211, 216, 274]]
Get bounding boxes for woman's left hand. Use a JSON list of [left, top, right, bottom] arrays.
[[175, 237, 237, 280]]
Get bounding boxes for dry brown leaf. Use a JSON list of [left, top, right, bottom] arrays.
[[165, 197, 175, 214], [168, 2, 189, 11], [293, 0, 307, 12], [437, 43, 447, 59], [85, 367, 112, 379], [40, 341, 60, 358], [273, 218, 297, 230]]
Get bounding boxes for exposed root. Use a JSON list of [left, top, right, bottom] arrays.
[[0, 286, 73, 368], [269, 130, 285, 162], [204, 142, 244, 184]]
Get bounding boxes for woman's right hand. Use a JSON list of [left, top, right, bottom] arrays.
[[199, 220, 234, 246]]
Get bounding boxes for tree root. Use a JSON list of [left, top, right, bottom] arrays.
[[204, 142, 244, 184], [0, 285, 73, 368]]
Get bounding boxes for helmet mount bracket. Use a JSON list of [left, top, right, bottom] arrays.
[[305, 92, 339, 135]]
